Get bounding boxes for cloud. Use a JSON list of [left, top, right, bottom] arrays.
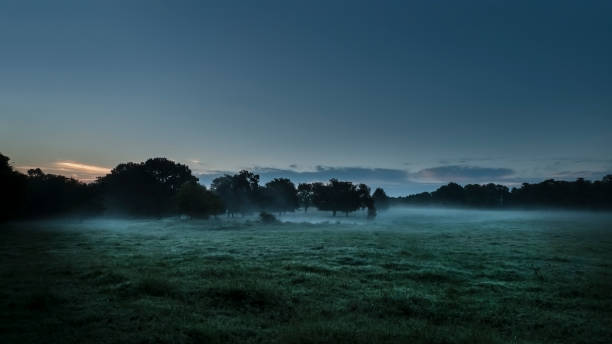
[[54, 161, 111, 175], [410, 165, 515, 183], [200, 166, 408, 184], [17, 161, 111, 182]]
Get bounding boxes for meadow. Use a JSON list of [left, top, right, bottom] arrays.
[[1, 208, 611, 343]]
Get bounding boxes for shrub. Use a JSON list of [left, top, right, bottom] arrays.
[[259, 211, 278, 224]]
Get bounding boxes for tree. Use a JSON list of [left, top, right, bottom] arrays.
[[0, 153, 26, 221], [431, 182, 465, 204], [97, 162, 164, 215], [144, 158, 197, 193], [23, 168, 98, 218], [176, 181, 224, 218], [400, 191, 432, 204], [463, 183, 509, 207], [397, 176, 612, 209], [97, 158, 197, 216], [211, 170, 261, 216], [297, 183, 314, 212], [263, 178, 298, 215], [357, 184, 372, 209], [372, 188, 389, 210], [357, 183, 377, 219], [600, 175, 612, 207], [312, 179, 362, 216]]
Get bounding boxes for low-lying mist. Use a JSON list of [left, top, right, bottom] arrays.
[[14, 207, 612, 237], [3, 207, 612, 344]]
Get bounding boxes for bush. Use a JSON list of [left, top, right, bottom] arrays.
[[259, 211, 278, 224]]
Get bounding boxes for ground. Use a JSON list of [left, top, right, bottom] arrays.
[[1, 209, 611, 343]]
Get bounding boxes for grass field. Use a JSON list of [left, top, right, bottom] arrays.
[[1, 208, 611, 343]]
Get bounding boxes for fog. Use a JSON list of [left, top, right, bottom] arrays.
[[276, 207, 612, 234], [16, 207, 612, 236]]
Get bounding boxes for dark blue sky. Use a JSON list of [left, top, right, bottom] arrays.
[[1, 1, 610, 194]]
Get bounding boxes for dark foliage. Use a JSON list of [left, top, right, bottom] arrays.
[[23, 168, 101, 218], [211, 170, 262, 217], [258, 211, 278, 224], [372, 188, 390, 210], [176, 181, 225, 218], [97, 158, 197, 216], [262, 178, 298, 215], [1, 154, 101, 220], [0, 153, 208, 221], [2, 150, 611, 222], [0, 153, 27, 221], [297, 183, 314, 213], [309, 179, 374, 216], [396, 177, 612, 209]]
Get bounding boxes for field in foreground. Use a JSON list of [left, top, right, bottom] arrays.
[[1, 209, 611, 344]]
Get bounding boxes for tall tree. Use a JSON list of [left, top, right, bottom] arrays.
[[431, 182, 465, 204], [297, 183, 314, 212], [144, 158, 197, 193], [263, 178, 298, 215], [176, 181, 224, 218], [0, 153, 26, 221], [23, 168, 97, 218], [357, 183, 376, 219], [372, 188, 389, 210], [97, 158, 197, 216], [312, 179, 361, 216], [211, 170, 261, 216]]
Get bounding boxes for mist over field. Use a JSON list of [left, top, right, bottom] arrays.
[[2, 208, 611, 343], [19, 206, 612, 232]]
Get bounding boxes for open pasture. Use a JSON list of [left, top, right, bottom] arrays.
[[1, 208, 611, 343]]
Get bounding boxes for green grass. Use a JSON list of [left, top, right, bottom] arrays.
[[1, 211, 611, 343]]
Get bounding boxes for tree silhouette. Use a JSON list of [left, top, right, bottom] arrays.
[[464, 183, 508, 207], [431, 182, 465, 204], [176, 181, 224, 218], [144, 158, 197, 193], [0, 153, 26, 221], [211, 170, 261, 216], [357, 183, 376, 219], [297, 183, 314, 213], [23, 168, 98, 218], [3, 150, 612, 222], [312, 179, 362, 216], [372, 188, 389, 210], [97, 158, 197, 216], [398, 177, 612, 210], [263, 178, 298, 215]]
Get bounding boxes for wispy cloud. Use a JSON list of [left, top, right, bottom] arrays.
[[17, 161, 111, 182], [199, 166, 409, 184], [54, 161, 111, 175], [410, 165, 515, 183]]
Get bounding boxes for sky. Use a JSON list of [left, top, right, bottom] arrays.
[[1, 0, 611, 195]]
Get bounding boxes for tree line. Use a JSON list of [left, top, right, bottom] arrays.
[[0, 153, 380, 222], [2, 152, 611, 222], [395, 178, 612, 209]]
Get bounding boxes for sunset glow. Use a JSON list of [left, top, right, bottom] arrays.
[[54, 161, 111, 175]]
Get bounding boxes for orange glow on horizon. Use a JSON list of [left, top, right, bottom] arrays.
[[54, 161, 111, 175]]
